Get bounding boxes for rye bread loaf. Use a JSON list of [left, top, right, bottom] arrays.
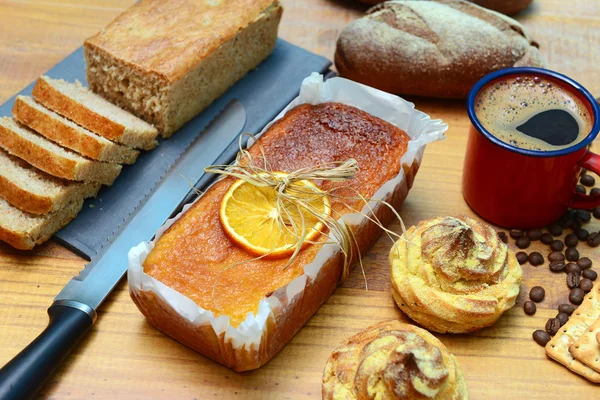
[[336, 0, 546, 99], [358, 0, 534, 15], [84, 0, 282, 137]]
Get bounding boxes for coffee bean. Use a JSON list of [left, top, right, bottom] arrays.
[[591, 188, 600, 196], [528, 252, 544, 266], [558, 303, 577, 316], [580, 174, 595, 186], [548, 224, 563, 236], [497, 231, 508, 243], [588, 232, 600, 247], [575, 184, 587, 194], [580, 278, 594, 293], [533, 330, 551, 346], [540, 233, 553, 245], [545, 317, 561, 336], [571, 218, 583, 229], [523, 301, 536, 315], [565, 263, 581, 275], [556, 312, 569, 326], [510, 229, 524, 239], [575, 210, 592, 222], [549, 261, 566, 272], [527, 228, 543, 241], [516, 251, 528, 265], [582, 269, 597, 281], [516, 236, 531, 249], [567, 272, 580, 289], [565, 247, 579, 261], [569, 288, 585, 305], [594, 207, 600, 219], [560, 217, 573, 229], [550, 240, 564, 251], [548, 251, 565, 262], [575, 228, 589, 241], [577, 257, 592, 270], [565, 233, 579, 248], [529, 286, 545, 302]]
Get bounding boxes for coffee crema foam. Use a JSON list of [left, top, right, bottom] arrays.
[[475, 74, 593, 151]]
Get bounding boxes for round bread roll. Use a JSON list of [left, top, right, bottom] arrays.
[[357, 0, 533, 15], [336, 0, 546, 99], [322, 320, 468, 399], [389, 216, 522, 333]]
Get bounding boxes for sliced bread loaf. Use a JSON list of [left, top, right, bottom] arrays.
[[0, 196, 83, 250], [13, 96, 139, 164], [0, 118, 122, 185], [0, 147, 100, 215], [32, 76, 158, 150]]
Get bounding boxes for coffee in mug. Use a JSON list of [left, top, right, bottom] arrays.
[[474, 74, 593, 151]]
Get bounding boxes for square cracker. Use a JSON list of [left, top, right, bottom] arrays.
[[545, 285, 600, 383], [570, 313, 600, 373]]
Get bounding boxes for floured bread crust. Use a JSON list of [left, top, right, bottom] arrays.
[[335, 0, 546, 98]]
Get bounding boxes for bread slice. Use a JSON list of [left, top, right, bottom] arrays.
[[84, 0, 282, 137], [32, 76, 158, 150], [13, 96, 139, 164], [0, 147, 100, 215], [0, 196, 83, 250], [0, 118, 121, 185]]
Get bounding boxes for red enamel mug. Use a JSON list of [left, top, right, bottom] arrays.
[[463, 67, 600, 229]]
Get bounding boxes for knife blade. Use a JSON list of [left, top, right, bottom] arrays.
[[0, 100, 247, 399]]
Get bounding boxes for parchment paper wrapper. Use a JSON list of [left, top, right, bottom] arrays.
[[127, 73, 447, 368]]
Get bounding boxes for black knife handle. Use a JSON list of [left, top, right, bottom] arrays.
[[0, 302, 94, 400]]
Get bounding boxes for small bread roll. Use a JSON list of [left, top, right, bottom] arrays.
[[389, 216, 522, 333], [322, 320, 468, 399]]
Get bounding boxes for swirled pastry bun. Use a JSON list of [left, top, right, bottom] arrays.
[[322, 320, 468, 400], [390, 216, 522, 333]]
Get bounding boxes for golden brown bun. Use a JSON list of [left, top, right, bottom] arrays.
[[389, 216, 522, 333], [336, 0, 545, 99], [356, 0, 533, 15], [322, 320, 468, 399]]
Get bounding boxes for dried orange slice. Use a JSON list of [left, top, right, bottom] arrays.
[[219, 173, 331, 258]]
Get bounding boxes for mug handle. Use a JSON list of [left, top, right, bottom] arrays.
[[570, 151, 600, 209]]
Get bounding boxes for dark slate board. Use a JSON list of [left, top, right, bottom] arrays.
[[0, 39, 331, 260]]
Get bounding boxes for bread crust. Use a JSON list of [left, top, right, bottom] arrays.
[[335, 0, 546, 99], [0, 120, 77, 181], [84, 0, 279, 82], [357, 0, 533, 15], [13, 96, 139, 164], [130, 158, 419, 371], [32, 77, 126, 143], [0, 198, 83, 250], [84, 0, 281, 136]]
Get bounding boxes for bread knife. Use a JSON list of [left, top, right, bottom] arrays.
[[0, 100, 247, 399]]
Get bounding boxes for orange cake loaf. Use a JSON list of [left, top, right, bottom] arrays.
[[128, 77, 446, 371]]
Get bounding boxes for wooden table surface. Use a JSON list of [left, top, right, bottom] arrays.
[[1, 0, 599, 398]]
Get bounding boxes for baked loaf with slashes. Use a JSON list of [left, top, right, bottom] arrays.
[[335, 0, 545, 98], [389, 216, 522, 333], [322, 320, 468, 399]]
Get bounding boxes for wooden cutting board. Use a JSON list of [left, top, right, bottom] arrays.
[[0, 0, 599, 398]]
